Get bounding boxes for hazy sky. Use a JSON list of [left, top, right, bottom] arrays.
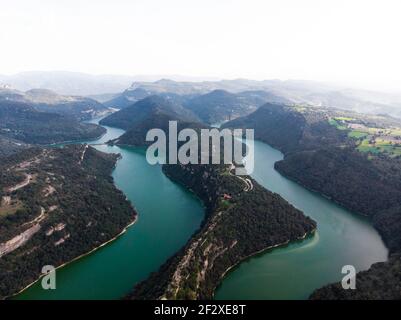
[[1, 0, 400, 91]]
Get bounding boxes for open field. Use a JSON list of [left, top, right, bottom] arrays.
[[328, 116, 401, 157]]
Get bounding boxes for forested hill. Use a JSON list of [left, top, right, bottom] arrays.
[[224, 103, 401, 299], [100, 95, 199, 130], [224, 103, 401, 252], [127, 161, 316, 300], [310, 254, 401, 300], [0, 87, 110, 121], [113, 114, 205, 147], [182, 90, 282, 124], [0, 145, 136, 298], [0, 100, 106, 144], [222, 103, 349, 153], [0, 135, 30, 158]]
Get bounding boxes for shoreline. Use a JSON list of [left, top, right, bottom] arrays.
[[5, 215, 137, 300], [212, 228, 317, 299]]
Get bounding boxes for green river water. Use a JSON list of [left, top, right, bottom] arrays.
[[16, 121, 388, 300]]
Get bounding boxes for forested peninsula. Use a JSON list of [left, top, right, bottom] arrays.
[[0, 145, 136, 298], [127, 161, 315, 299]]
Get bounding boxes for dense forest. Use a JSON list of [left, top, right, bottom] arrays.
[[100, 95, 199, 130], [310, 254, 401, 299], [0, 135, 30, 158], [0, 100, 106, 144], [102, 89, 283, 128], [127, 161, 316, 299], [224, 103, 401, 299], [113, 115, 205, 147], [0, 87, 109, 121], [0, 145, 136, 298], [182, 89, 277, 124]]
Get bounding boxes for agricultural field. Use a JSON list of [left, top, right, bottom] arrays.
[[328, 118, 348, 130], [328, 116, 401, 157]]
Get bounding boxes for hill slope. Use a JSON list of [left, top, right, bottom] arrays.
[[0, 145, 136, 298], [100, 95, 199, 130], [0, 135, 30, 158], [224, 104, 401, 299], [0, 100, 105, 144], [0, 87, 110, 120], [183, 90, 283, 124]]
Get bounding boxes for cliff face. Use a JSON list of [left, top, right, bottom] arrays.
[[0, 145, 136, 298], [128, 162, 316, 300]]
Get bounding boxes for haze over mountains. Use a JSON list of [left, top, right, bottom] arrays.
[[0, 84, 109, 152], [2, 71, 401, 120], [2, 70, 401, 300], [0, 72, 220, 96], [0, 86, 110, 120], [102, 78, 401, 120]]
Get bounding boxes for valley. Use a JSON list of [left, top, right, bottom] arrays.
[[1, 78, 400, 300], [14, 119, 388, 300]]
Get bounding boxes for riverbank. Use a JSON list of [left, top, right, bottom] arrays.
[[215, 139, 387, 300], [6, 215, 137, 300], [213, 229, 317, 299], [14, 122, 204, 300], [128, 162, 316, 300]]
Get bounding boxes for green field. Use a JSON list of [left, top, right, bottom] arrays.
[[328, 118, 347, 130], [357, 137, 401, 157], [333, 116, 355, 121], [348, 130, 368, 139]]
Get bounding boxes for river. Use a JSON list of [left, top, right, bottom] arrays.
[[15, 121, 204, 300], [215, 139, 388, 299], [16, 122, 388, 300]]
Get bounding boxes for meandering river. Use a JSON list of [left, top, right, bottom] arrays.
[[16, 121, 388, 300]]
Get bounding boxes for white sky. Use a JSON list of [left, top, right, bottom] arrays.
[[0, 0, 400, 91]]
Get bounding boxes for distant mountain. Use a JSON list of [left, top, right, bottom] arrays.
[[103, 88, 153, 109], [0, 87, 110, 120], [103, 86, 197, 110], [104, 84, 287, 124], [0, 72, 220, 96], [183, 89, 286, 124], [0, 100, 105, 144], [100, 95, 200, 130], [87, 93, 119, 103], [0, 71, 136, 96], [116, 79, 401, 119]]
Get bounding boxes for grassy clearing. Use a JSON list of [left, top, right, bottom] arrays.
[[333, 116, 355, 121], [293, 106, 307, 113], [0, 199, 23, 218], [328, 118, 347, 130], [348, 130, 368, 139], [357, 138, 401, 157], [219, 199, 232, 210]]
